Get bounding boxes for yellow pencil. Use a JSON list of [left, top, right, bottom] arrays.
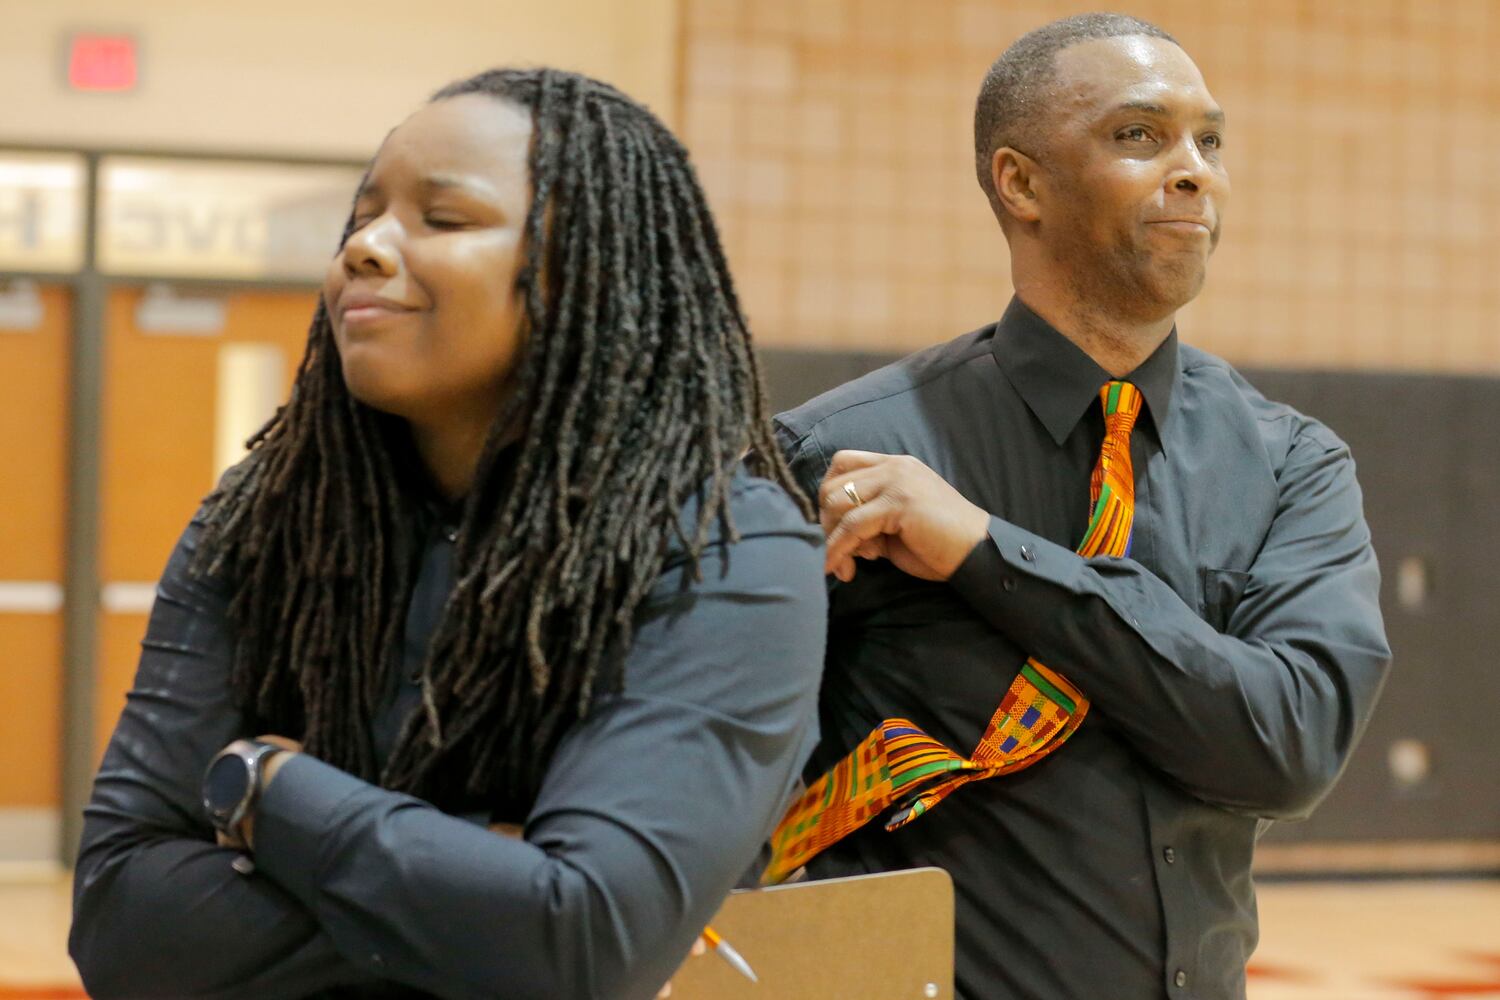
[[701, 925, 758, 983]]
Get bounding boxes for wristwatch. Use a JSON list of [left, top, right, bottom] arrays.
[[202, 738, 283, 841]]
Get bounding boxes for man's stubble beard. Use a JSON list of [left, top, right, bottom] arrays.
[[1072, 228, 1210, 325]]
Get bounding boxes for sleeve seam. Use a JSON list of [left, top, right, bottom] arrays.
[[807, 425, 832, 482]]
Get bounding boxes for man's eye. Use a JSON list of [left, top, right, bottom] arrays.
[[1119, 126, 1153, 142], [1200, 132, 1223, 150], [425, 216, 469, 229]]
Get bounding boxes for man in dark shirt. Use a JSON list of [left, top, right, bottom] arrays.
[[775, 14, 1391, 1000]]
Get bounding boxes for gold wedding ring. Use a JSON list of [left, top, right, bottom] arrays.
[[843, 481, 864, 507]]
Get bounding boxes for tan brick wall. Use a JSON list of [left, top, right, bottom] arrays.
[[680, 0, 1500, 371]]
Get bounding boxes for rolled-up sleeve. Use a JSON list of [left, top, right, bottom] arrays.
[[948, 421, 1391, 819], [250, 481, 827, 999]]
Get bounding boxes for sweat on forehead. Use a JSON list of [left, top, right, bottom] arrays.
[[1052, 34, 1214, 110]]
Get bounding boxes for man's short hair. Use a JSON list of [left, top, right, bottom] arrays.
[[974, 13, 1178, 211]]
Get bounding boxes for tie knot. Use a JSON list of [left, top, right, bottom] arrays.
[[1100, 381, 1142, 437]]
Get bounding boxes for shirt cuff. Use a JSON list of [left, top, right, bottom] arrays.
[[252, 753, 369, 906], [948, 516, 1087, 631]]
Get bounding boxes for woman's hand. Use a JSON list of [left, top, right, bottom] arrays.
[[216, 735, 302, 851], [480, 819, 706, 997], [656, 936, 708, 998]]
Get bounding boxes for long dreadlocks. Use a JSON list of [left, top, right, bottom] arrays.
[[193, 67, 809, 816]]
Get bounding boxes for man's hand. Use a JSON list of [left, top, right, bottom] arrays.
[[818, 450, 991, 582], [217, 735, 301, 852]]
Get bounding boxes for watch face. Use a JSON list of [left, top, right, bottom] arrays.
[[204, 752, 251, 821]]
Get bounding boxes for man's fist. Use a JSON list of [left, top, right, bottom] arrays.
[[817, 450, 990, 582]]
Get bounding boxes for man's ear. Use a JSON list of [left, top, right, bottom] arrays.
[[991, 146, 1043, 225]]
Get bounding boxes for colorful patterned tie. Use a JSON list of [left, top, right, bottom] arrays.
[[763, 381, 1144, 885]]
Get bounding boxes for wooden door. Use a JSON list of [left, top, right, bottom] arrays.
[[0, 283, 70, 863], [96, 286, 318, 755]]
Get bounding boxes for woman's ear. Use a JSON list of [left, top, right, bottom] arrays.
[[991, 146, 1043, 226]]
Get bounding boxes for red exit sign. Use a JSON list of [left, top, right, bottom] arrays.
[[67, 33, 138, 92]]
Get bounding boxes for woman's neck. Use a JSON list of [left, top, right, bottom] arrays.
[[407, 412, 497, 502]]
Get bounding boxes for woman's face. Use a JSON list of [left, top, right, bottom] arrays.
[[324, 93, 533, 428]]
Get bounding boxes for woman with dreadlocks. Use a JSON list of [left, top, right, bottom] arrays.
[[70, 68, 825, 1000]]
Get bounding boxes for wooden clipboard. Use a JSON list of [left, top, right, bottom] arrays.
[[669, 868, 954, 999]]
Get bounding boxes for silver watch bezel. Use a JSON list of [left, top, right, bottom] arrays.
[[202, 738, 282, 839]]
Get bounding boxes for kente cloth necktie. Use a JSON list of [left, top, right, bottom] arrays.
[[762, 381, 1144, 885]]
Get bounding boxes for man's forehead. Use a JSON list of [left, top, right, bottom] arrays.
[[1051, 34, 1217, 116]]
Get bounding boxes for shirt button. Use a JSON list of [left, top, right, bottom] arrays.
[[1163, 846, 1176, 864], [1019, 544, 1035, 562], [445, 529, 458, 543], [1174, 970, 1188, 988], [1002, 578, 1016, 592], [371, 953, 386, 968]]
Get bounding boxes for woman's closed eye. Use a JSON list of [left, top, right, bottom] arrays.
[[424, 214, 473, 230]]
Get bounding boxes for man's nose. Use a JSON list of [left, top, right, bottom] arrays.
[[1165, 136, 1213, 193]]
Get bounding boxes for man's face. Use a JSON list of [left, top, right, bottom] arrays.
[[1030, 35, 1229, 321]]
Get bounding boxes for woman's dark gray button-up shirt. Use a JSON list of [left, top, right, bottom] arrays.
[[70, 473, 826, 1000]]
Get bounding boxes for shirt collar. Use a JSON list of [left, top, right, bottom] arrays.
[[990, 297, 1179, 449]]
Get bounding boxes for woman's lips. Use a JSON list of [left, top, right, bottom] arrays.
[[342, 304, 414, 325], [337, 293, 419, 330]]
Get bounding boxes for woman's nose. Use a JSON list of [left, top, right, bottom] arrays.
[[341, 214, 401, 277]]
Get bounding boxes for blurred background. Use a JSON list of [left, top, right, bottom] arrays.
[[1, 0, 1496, 997]]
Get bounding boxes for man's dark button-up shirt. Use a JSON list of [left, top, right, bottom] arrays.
[[774, 298, 1391, 1000]]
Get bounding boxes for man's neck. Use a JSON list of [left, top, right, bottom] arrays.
[[1013, 282, 1176, 378]]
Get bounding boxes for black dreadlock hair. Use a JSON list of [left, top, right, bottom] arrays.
[[192, 67, 810, 816]]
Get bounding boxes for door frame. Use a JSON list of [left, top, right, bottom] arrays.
[[2, 142, 362, 864]]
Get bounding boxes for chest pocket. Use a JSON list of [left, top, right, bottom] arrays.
[[1198, 567, 1251, 634]]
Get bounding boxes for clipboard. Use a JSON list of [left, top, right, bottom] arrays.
[[670, 868, 954, 999]]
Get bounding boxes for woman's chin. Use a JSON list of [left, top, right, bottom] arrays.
[[341, 360, 418, 419]]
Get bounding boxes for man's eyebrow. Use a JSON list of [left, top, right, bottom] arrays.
[[1116, 100, 1170, 116], [1114, 100, 1227, 125]]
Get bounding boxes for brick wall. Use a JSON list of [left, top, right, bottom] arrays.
[[680, 0, 1500, 371]]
